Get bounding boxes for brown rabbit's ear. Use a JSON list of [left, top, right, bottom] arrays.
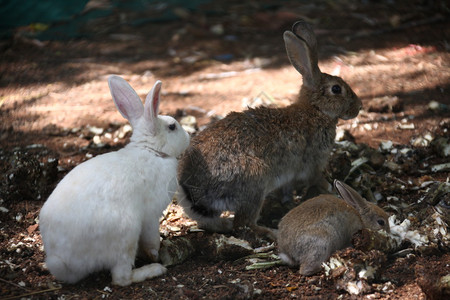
[[334, 180, 368, 210], [283, 20, 321, 89], [292, 20, 318, 66]]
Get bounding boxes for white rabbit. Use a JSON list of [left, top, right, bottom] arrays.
[[39, 75, 190, 286]]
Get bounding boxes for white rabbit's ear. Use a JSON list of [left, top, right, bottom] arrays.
[[283, 20, 321, 89], [334, 180, 368, 210], [144, 80, 162, 134], [108, 75, 144, 126]]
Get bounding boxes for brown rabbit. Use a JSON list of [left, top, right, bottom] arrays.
[[177, 20, 362, 239], [277, 180, 390, 275]]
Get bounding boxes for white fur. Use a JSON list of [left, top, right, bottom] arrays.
[[39, 76, 190, 286]]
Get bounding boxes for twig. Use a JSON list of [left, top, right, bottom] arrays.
[[97, 289, 112, 296], [344, 157, 369, 182], [245, 259, 284, 270], [0, 277, 29, 291], [234, 252, 278, 263], [254, 243, 276, 253], [1, 286, 62, 300]]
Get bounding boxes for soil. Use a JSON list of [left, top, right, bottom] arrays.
[[1, 1, 449, 299]]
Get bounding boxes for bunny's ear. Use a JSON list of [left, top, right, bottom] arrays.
[[108, 75, 144, 126], [283, 20, 321, 89], [144, 80, 162, 134], [334, 180, 368, 210], [291, 20, 319, 66]]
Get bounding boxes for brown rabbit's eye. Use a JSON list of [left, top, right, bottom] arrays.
[[168, 123, 177, 131], [331, 85, 342, 94], [377, 219, 385, 226]]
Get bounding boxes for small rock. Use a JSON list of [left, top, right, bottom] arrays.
[[411, 133, 433, 147], [428, 100, 448, 112], [210, 24, 224, 35], [88, 125, 104, 136], [384, 161, 402, 173], [398, 123, 415, 130], [116, 124, 133, 139], [431, 163, 450, 172], [93, 135, 102, 145], [431, 136, 450, 157], [180, 115, 197, 129], [380, 140, 393, 152]]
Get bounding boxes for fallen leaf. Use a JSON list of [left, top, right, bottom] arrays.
[[27, 223, 39, 234], [286, 286, 298, 292]]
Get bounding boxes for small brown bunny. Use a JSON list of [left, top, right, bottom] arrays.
[[277, 180, 390, 276], [177, 20, 361, 239]]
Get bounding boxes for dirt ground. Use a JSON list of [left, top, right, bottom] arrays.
[[1, 1, 449, 299]]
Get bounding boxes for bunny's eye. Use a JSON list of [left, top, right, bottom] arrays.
[[377, 219, 385, 226], [168, 123, 177, 131], [331, 85, 342, 94]]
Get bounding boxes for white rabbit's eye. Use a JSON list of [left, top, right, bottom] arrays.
[[168, 123, 177, 131], [331, 85, 342, 94]]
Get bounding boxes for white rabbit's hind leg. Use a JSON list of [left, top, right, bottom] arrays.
[[140, 219, 163, 262], [111, 263, 133, 286], [45, 255, 85, 284], [131, 263, 167, 283]]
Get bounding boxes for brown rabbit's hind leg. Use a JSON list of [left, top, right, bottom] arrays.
[[177, 187, 233, 233], [233, 196, 277, 240], [298, 235, 333, 276], [279, 252, 296, 266], [197, 215, 233, 233], [303, 175, 332, 200], [297, 249, 328, 276], [186, 204, 233, 233], [299, 262, 323, 276], [250, 224, 278, 241]]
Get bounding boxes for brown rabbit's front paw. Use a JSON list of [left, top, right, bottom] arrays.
[[198, 217, 233, 233], [248, 225, 277, 241], [231, 225, 277, 247]]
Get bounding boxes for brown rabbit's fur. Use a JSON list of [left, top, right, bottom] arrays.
[[177, 21, 361, 239], [277, 181, 390, 275]]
